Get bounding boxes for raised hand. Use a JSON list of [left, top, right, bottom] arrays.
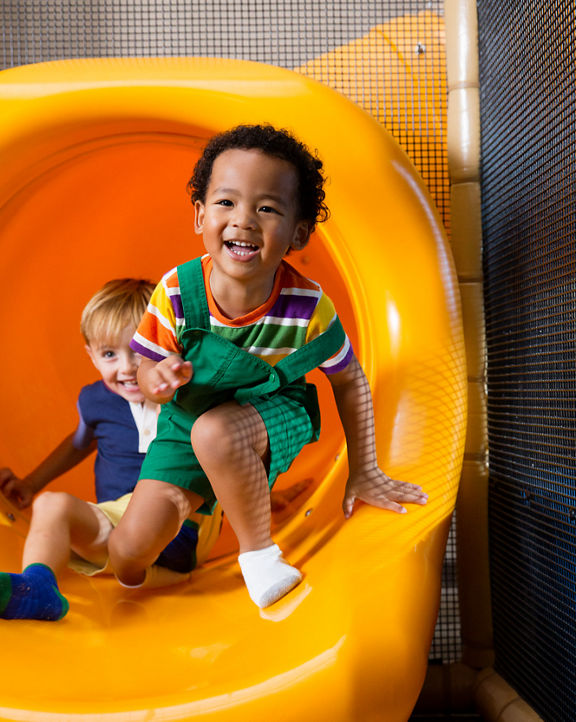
[[138, 355, 193, 403]]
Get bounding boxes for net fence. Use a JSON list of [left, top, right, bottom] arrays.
[[479, 1, 576, 718]]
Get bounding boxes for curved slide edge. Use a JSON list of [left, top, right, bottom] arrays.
[[0, 58, 466, 721]]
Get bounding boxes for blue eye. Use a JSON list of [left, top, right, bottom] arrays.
[[102, 350, 116, 359]]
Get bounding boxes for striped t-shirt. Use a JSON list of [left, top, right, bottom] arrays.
[[131, 255, 353, 375]]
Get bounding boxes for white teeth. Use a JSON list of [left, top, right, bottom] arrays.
[[228, 241, 257, 249], [227, 241, 258, 257]]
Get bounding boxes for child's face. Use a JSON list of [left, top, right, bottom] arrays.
[[85, 325, 145, 403], [194, 149, 310, 293]]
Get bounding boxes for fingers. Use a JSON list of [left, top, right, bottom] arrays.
[[0, 479, 26, 509], [17, 487, 34, 509], [343, 471, 428, 519], [11, 492, 30, 510], [374, 478, 428, 505], [382, 489, 428, 508], [368, 497, 408, 514], [343, 490, 407, 517], [0, 467, 16, 490], [342, 491, 356, 520], [390, 481, 428, 505], [152, 359, 193, 394], [1, 478, 16, 498], [0, 470, 25, 507]]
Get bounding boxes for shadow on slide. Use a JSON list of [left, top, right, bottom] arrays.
[[0, 58, 466, 721]]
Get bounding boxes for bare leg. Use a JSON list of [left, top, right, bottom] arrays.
[[0, 491, 105, 620], [22, 491, 111, 574], [191, 402, 302, 607], [191, 401, 272, 554], [108, 479, 203, 587]]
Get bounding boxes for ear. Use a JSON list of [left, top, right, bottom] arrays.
[[290, 221, 311, 251], [194, 201, 205, 235], [85, 344, 97, 368]]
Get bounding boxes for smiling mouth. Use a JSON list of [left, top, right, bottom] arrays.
[[225, 241, 259, 257], [119, 380, 140, 389]]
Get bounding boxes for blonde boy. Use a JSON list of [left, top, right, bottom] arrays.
[[0, 279, 220, 621]]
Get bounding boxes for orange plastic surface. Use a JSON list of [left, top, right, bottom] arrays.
[[0, 58, 466, 721]]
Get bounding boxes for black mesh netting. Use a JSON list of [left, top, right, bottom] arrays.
[[479, 1, 576, 719]]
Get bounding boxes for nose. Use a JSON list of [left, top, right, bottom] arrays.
[[231, 202, 257, 230], [118, 350, 138, 375]]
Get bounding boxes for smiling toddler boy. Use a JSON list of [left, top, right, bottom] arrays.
[[108, 125, 427, 609], [0, 279, 221, 620]]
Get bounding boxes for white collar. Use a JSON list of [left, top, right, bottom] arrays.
[[128, 399, 160, 453]]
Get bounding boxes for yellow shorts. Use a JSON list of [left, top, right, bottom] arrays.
[[68, 493, 223, 577]]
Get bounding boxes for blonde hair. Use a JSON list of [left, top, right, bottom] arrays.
[[80, 278, 155, 345]]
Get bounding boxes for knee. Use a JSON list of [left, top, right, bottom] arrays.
[[31, 491, 74, 521], [191, 409, 237, 462], [108, 519, 150, 567]]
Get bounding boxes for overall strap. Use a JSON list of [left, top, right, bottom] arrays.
[[233, 316, 348, 406], [177, 257, 211, 331], [274, 316, 347, 386]]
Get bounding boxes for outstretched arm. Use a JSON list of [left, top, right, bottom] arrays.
[[137, 355, 193, 404], [0, 433, 96, 509], [328, 355, 428, 518]]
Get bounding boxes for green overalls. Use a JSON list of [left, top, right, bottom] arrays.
[[139, 257, 347, 514]]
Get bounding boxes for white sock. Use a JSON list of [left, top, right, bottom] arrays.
[[238, 544, 302, 609]]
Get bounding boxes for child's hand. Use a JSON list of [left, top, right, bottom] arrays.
[[342, 467, 428, 519], [0, 468, 35, 510], [149, 355, 193, 395]]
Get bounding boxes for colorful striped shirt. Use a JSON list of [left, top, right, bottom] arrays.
[[131, 255, 353, 375]]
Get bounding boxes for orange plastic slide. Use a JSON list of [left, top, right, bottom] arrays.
[[0, 58, 466, 721]]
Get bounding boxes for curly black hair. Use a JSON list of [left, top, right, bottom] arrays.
[[187, 124, 329, 230]]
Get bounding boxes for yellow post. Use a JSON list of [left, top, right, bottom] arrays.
[[445, 0, 494, 672]]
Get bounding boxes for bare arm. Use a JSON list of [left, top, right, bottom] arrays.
[[137, 355, 193, 404], [328, 355, 428, 518], [0, 433, 96, 509]]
